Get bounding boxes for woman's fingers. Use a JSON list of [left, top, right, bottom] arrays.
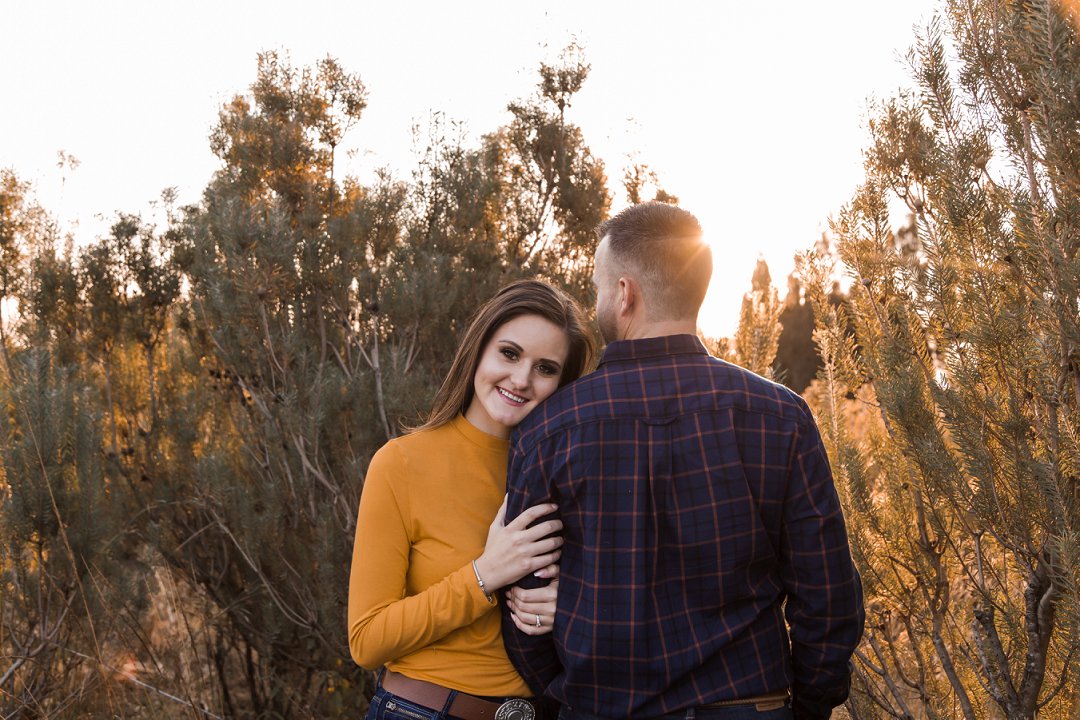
[[505, 502, 563, 551], [508, 605, 553, 636], [514, 550, 560, 580], [508, 503, 562, 558], [526, 533, 563, 553], [509, 502, 560, 530], [479, 501, 564, 587], [533, 562, 559, 579], [519, 521, 564, 545], [490, 496, 508, 530], [509, 611, 537, 635], [530, 549, 561, 571], [507, 583, 557, 612], [506, 576, 558, 636]]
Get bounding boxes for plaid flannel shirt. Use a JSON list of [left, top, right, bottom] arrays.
[[501, 334, 864, 719]]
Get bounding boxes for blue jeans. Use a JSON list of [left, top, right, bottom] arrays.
[[366, 686, 446, 720], [558, 703, 793, 720]]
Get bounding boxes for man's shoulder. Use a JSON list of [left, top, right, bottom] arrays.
[[706, 355, 811, 419], [512, 372, 595, 442], [514, 353, 811, 444]]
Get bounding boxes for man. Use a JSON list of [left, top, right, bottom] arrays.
[[501, 202, 864, 719]]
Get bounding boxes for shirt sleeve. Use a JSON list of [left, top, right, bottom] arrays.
[[500, 435, 563, 695], [780, 405, 865, 719], [348, 441, 498, 669]]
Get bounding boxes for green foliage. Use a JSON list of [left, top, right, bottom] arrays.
[[0, 171, 30, 306], [622, 161, 680, 208], [803, 2, 1080, 716], [702, 259, 784, 380], [731, 258, 783, 378], [485, 43, 610, 300], [0, 344, 124, 715], [2, 47, 612, 718]]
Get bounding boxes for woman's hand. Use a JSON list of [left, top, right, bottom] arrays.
[[473, 498, 562, 591], [506, 575, 559, 635]]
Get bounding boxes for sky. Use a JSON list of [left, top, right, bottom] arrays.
[[1, 0, 941, 336]]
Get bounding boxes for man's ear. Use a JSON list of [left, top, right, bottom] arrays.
[[617, 276, 639, 318]]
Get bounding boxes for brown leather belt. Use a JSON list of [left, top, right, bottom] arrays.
[[382, 670, 535, 720], [702, 689, 790, 711]]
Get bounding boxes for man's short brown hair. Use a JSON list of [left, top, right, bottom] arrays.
[[596, 202, 711, 322]]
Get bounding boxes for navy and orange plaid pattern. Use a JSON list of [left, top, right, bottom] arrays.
[[502, 334, 864, 719]]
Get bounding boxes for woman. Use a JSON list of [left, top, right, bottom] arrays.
[[348, 279, 594, 720]]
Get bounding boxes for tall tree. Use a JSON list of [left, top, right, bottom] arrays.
[[156, 48, 611, 716], [773, 272, 819, 393], [703, 258, 783, 379], [0, 186, 146, 718], [2, 46, 615, 719], [0, 171, 29, 376], [481, 42, 610, 300], [159, 50, 377, 716], [802, 1, 1079, 716], [731, 258, 783, 378]]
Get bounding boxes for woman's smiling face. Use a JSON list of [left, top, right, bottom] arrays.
[[464, 314, 570, 438]]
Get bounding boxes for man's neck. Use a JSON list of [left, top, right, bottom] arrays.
[[621, 319, 698, 341]]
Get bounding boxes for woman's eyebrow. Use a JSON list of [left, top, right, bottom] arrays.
[[497, 339, 562, 369], [537, 356, 563, 369]]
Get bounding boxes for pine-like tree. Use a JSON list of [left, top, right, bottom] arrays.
[[154, 49, 611, 716], [802, 1, 1079, 716], [773, 272, 819, 393], [702, 258, 784, 380], [731, 258, 783, 378], [0, 182, 148, 716], [0, 46, 619, 718]]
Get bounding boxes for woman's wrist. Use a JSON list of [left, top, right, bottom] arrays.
[[471, 558, 497, 605]]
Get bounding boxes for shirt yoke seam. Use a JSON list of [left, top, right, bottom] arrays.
[[518, 403, 808, 453]]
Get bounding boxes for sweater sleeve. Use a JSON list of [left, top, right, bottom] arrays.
[[348, 441, 498, 669]]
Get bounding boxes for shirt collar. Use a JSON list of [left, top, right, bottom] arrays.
[[598, 334, 710, 366]]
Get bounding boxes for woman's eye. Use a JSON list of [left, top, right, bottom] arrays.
[[536, 364, 558, 376], [500, 348, 518, 360]]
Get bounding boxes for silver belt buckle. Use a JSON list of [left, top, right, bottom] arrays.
[[494, 698, 535, 720]]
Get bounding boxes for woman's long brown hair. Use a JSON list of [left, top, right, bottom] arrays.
[[413, 279, 595, 433]]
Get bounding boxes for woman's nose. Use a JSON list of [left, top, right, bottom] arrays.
[[509, 366, 530, 390]]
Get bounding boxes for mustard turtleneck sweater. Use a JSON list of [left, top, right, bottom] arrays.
[[348, 415, 530, 696]]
